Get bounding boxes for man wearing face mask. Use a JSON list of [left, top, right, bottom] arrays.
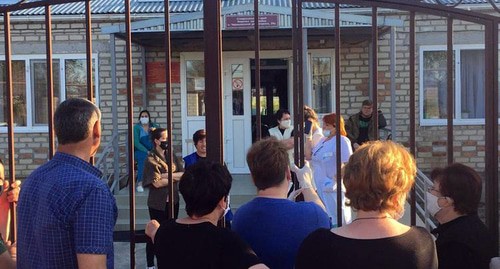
[[17, 98, 117, 269], [427, 163, 495, 269], [267, 109, 295, 164], [142, 127, 184, 269], [145, 160, 268, 269]]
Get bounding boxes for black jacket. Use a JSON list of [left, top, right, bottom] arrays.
[[431, 214, 495, 269]]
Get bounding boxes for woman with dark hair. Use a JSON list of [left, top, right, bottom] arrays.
[[428, 163, 495, 269], [142, 127, 184, 269], [145, 161, 268, 269], [305, 113, 352, 225], [133, 109, 159, 192], [296, 141, 437, 269]]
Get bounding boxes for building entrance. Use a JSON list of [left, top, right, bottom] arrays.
[[251, 58, 289, 142]]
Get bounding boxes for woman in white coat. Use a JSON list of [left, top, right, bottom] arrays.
[[305, 113, 352, 226]]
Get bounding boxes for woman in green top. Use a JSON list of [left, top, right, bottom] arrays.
[[133, 109, 159, 192]]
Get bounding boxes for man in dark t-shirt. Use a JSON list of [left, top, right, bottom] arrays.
[[346, 99, 387, 150]]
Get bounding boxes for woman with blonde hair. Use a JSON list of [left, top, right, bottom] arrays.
[[296, 141, 437, 269], [303, 106, 323, 148], [305, 113, 352, 226]]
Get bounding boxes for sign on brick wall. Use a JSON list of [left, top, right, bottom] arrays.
[[226, 15, 279, 30], [146, 61, 180, 84]]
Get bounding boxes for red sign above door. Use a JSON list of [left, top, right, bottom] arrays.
[[225, 15, 279, 30]]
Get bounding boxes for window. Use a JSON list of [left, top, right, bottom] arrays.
[[186, 60, 205, 116], [0, 55, 98, 131], [311, 56, 332, 114], [420, 46, 487, 125]]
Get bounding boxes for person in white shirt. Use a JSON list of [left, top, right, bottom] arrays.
[[305, 113, 352, 226], [267, 109, 294, 164]]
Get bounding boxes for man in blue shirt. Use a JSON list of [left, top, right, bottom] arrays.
[[232, 138, 330, 269], [17, 98, 117, 269], [183, 129, 207, 168]]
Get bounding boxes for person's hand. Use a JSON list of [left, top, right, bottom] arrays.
[[145, 220, 160, 243], [287, 188, 303, 201], [0, 180, 7, 194], [7, 180, 21, 203], [291, 161, 314, 189], [6, 241, 16, 261]]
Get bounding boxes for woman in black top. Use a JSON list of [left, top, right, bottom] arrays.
[[296, 141, 437, 269], [145, 161, 268, 269], [427, 163, 495, 269]]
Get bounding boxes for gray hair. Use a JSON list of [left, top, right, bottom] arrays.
[[54, 98, 100, 145]]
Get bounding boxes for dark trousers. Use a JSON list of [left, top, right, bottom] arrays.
[[146, 202, 179, 267]]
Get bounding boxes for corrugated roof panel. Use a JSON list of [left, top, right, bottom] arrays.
[[4, 0, 499, 16]]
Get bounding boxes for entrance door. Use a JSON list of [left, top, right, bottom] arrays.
[[223, 58, 252, 173], [251, 59, 289, 142]]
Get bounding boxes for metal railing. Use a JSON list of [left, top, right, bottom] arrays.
[[415, 169, 438, 230], [95, 130, 129, 193]]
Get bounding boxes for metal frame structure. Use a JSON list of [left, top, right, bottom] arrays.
[[0, 1, 499, 267]]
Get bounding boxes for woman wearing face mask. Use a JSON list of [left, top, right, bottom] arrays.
[[267, 109, 294, 164], [133, 109, 160, 192], [142, 127, 184, 269], [305, 113, 352, 226], [145, 161, 268, 269], [427, 163, 495, 269]]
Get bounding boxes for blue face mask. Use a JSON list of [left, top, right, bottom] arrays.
[[323, 130, 331, 137]]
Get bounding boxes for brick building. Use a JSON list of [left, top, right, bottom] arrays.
[[0, 0, 496, 177]]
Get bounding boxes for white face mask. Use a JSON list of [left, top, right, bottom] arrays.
[[280, 119, 291, 129], [426, 192, 442, 217], [140, 117, 149, 125], [323, 130, 331, 137]]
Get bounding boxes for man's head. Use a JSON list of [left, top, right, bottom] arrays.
[[360, 99, 374, 118], [275, 109, 291, 129], [179, 160, 232, 218], [430, 163, 482, 216], [246, 138, 290, 190], [193, 129, 207, 156], [54, 98, 101, 154]]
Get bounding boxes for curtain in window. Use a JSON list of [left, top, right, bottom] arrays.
[[460, 50, 485, 119]]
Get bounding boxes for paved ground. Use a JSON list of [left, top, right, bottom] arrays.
[[115, 242, 147, 269]]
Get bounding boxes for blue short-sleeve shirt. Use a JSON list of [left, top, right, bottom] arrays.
[[17, 152, 118, 269]]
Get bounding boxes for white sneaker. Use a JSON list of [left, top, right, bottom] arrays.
[[136, 185, 144, 193]]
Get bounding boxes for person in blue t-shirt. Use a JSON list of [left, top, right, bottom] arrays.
[[232, 138, 330, 269], [183, 129, 207, 168]]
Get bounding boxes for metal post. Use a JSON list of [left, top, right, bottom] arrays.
[[45, 5, 55, 159], [409, 11, 416, 226], [124, 0, 136, 267], [204, 0, 224, 164], [484, 19, 499, 254], [164, 0, 175, 220], [254, 0, 262, 141], [334, 3, 342, 227], [446, 17, 454, 165], [4, 11, 17, 243], [371, 7, 379, 140]]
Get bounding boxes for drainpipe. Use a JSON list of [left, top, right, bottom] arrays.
[[141, 45, 147, 108], [390, 26, 396, 141], [111, 33, 120, 193]]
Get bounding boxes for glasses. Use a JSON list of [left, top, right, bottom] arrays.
[[427, 186, 443, 195]]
